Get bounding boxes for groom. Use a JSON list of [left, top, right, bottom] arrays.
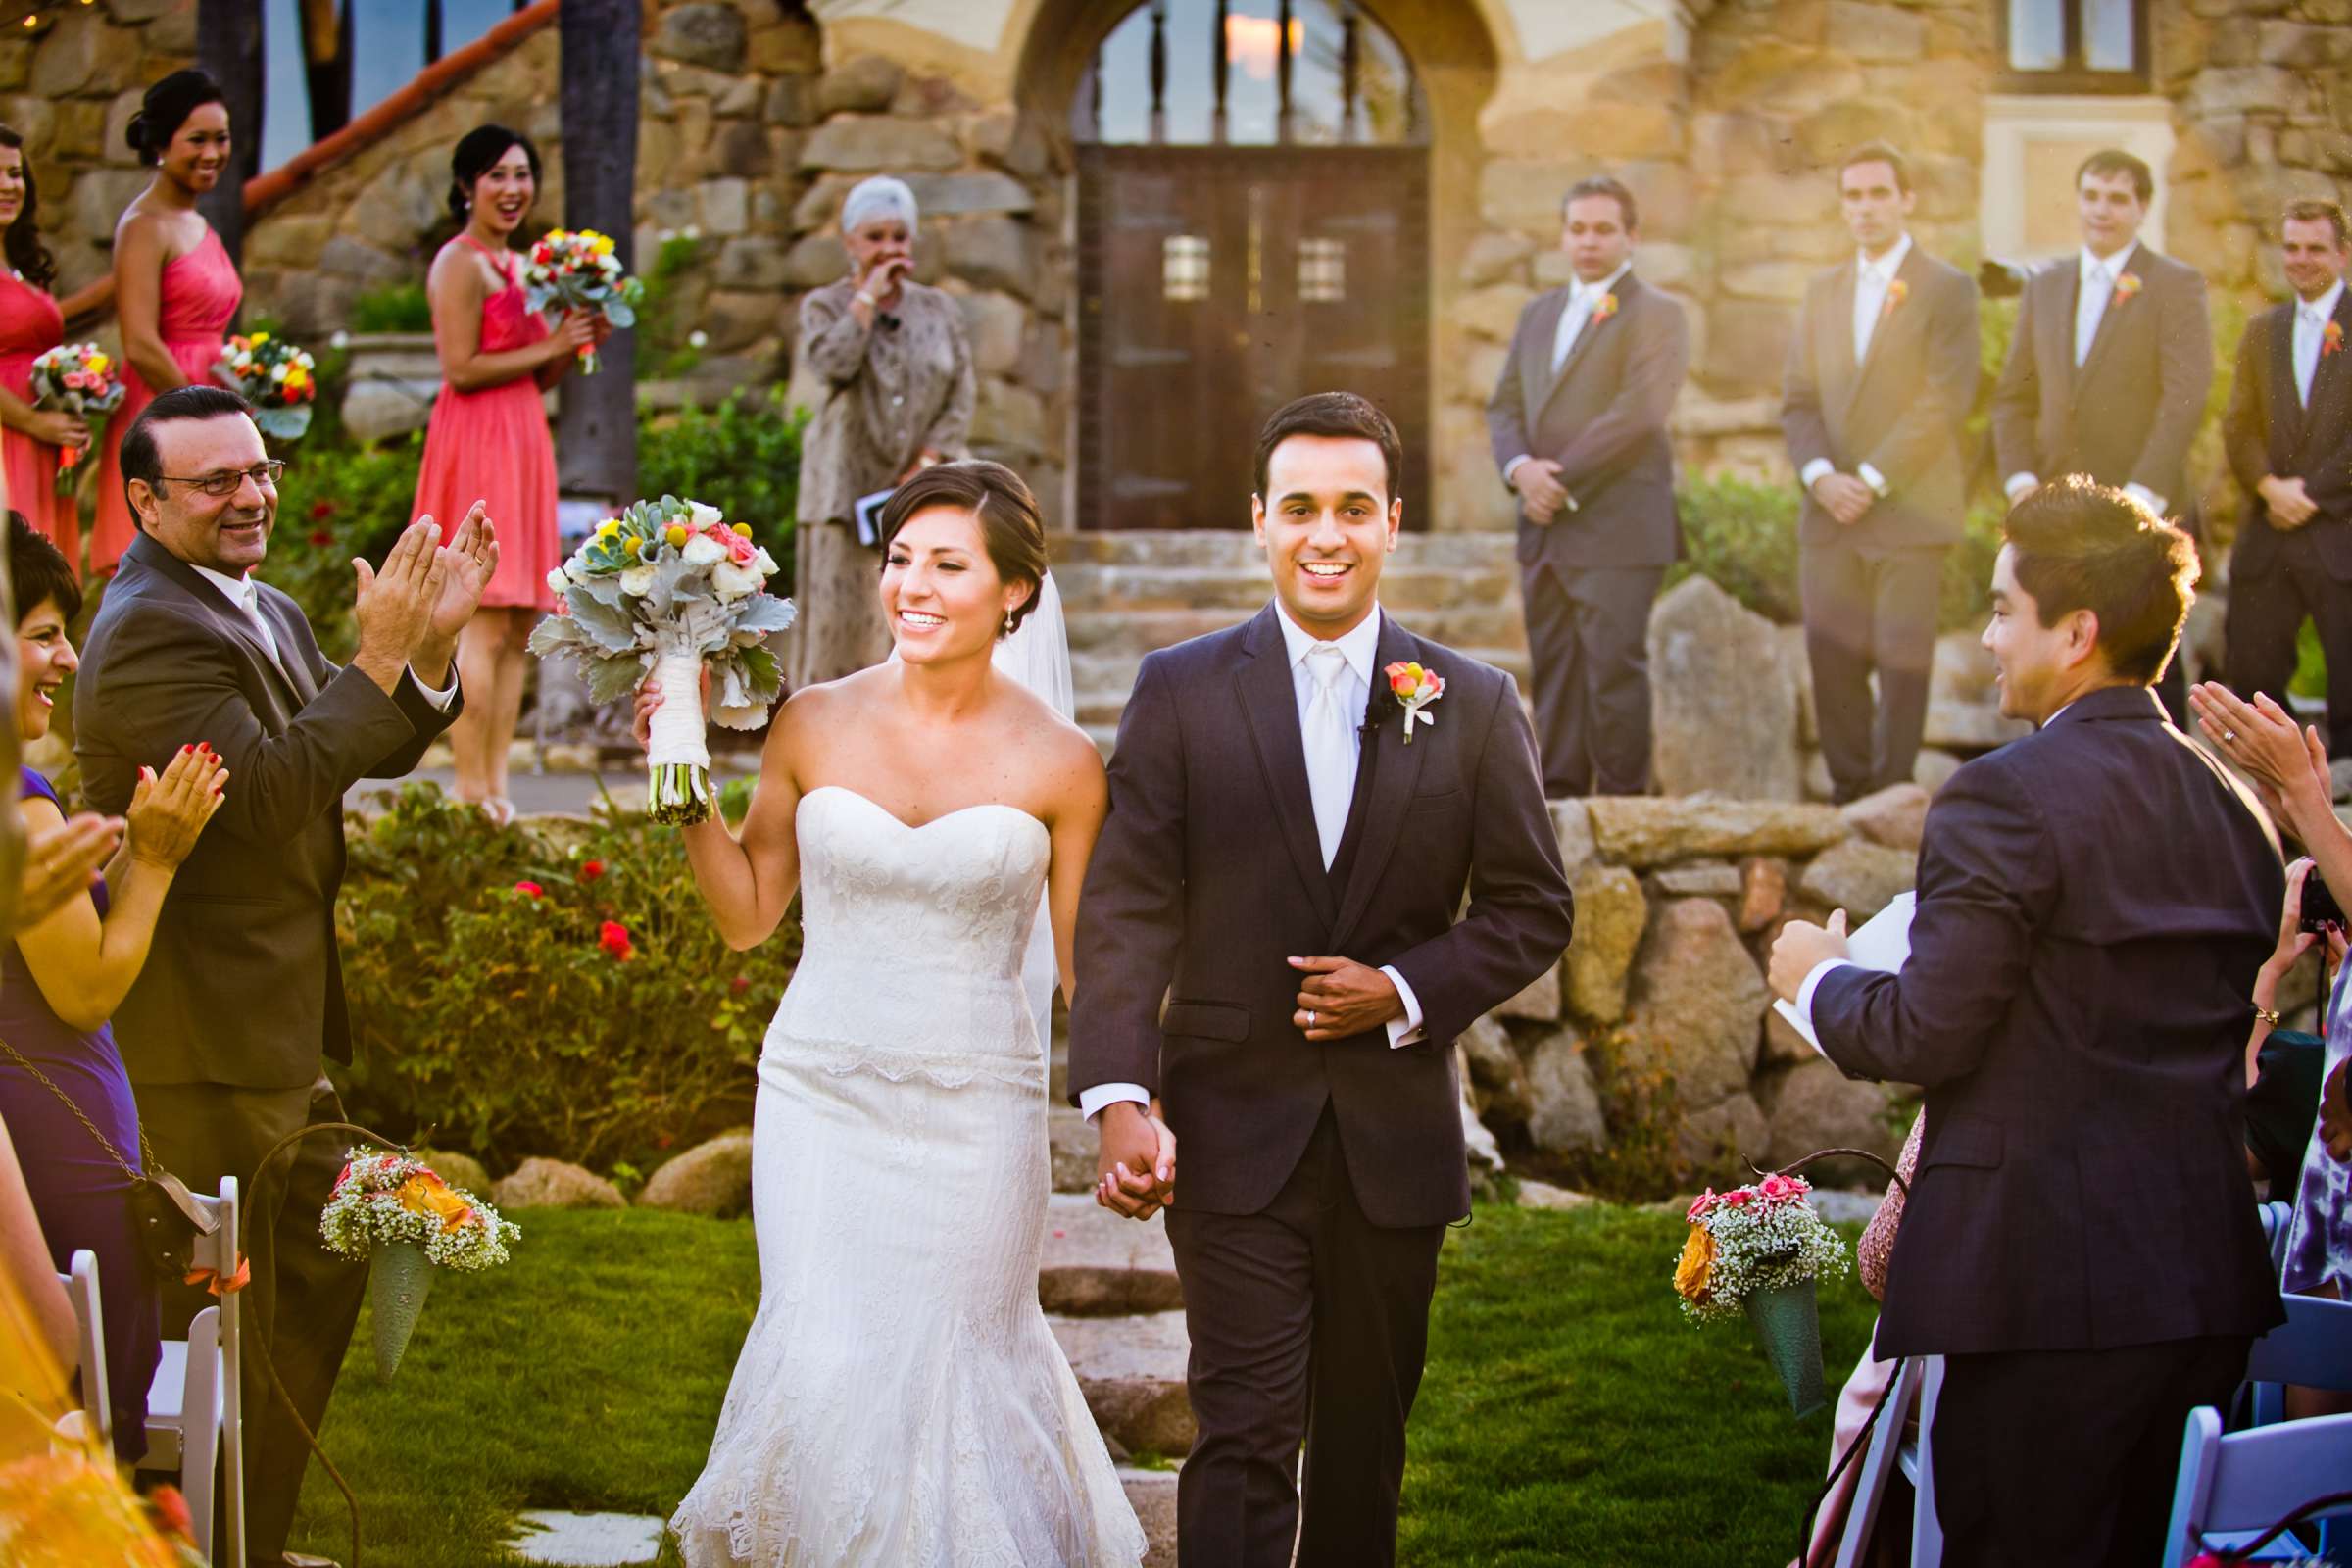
[[1071, 392, 1575, 1567]]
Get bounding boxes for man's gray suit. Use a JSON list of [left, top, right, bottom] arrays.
[[75, 527, 461, 1561], [1485, 271, 1689, 796]]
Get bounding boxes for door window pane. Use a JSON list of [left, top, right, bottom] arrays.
[[2085, 0, 2136, 71], [2008, 0, 2066, 71], [1163, 235, 1211, 302], [1298, 237, 1346, 303]]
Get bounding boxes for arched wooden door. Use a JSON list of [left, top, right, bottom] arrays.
[[1075, 1, 1430, 531]]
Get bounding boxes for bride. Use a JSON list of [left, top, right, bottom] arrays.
[[650, 461, 1154, 1565]]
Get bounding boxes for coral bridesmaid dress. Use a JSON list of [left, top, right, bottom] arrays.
[[412, 234, 558, 612], [91, 227, 241, 577], [0, 272, 69, 557]]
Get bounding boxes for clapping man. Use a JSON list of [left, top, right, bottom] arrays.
[[1783, 143, 1979, 803], [1486, 174, 1690, 797], [2223, 199, 2352, 792], [74, 385, 489, 1568]]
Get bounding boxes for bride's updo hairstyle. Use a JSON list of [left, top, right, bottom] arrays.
[[878, 461, 1047, 638]]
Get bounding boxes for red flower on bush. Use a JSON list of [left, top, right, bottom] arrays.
[[581, 859, 606, 882], [599, 920, 634, 960], [309, 499, 336, 521], [514, 880, 544, 899], [729, 973, 751, 995], [308, 528, 334, 547]]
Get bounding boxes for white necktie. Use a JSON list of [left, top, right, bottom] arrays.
[[1301, 643, 1358, 868], [1551, 287, 1593, 372], [2298, 305, 2326, 407], [1853, 264, 1885, 365], [2075, 264, 2111, 367], [234, 578, 281, 665]]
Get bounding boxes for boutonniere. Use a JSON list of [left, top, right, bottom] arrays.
[[2325, 319, 2343, 358], [1881, 278, 1908, 318], [2112, 271, 2143, 303], [1592, 292, 1618, 323], [1383, 662, 1445, 743]]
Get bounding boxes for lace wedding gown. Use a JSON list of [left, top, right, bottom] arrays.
[[669, 783, 1146, 1566]]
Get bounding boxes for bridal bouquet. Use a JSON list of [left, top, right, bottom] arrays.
[[27, 343, 125, 493], [213, 331, 318, 441], [526, 494, 794, 823], [1674, 1173, 1849, 1416], [521, 227, 642, 373], [320, 1148, 518, 1378]]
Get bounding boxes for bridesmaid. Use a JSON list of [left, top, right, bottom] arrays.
[[91, 70, 241, 579], [0, 126, 92, 564], [415, 124, 597, 824]]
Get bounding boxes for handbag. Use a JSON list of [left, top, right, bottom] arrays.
[[0, 1038, 218, 1280], [1857, 1109, 1927, 1302]]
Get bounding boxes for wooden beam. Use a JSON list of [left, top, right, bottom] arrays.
[[197, 0, 265, 273], [554, 0, 641, 508]]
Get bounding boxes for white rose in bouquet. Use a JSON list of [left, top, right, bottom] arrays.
[[545, 566, 570, 596], [687, 501, 724, 530], [682, 532, 727, 566], [712, 560, 761, 601], [620, 564, 659, 597]]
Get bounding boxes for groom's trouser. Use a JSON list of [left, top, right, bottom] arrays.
[[1162, 1105, 1446, 1568], [139, 1074, 368, 1563]]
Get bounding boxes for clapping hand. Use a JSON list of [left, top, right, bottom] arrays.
[[126, 744, 228, 870], [352, 519, 451, 693], [416, 502, 499, 676], [13, 810, 122, 935], [1095, 1100, 1177, 1220], [2189, 682, 2331, 832]]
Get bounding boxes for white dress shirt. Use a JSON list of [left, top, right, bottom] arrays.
[[2295, 278, 2344, 409], [2005, 242, 2166, 518], [190, 563, 456, 708], [1078, 602, 1428, 1124], [1501, 260, 1633, 495], [1796, 238, 1911, 503]]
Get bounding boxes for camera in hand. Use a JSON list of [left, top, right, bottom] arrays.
[[2301, 871, 2346, 934]]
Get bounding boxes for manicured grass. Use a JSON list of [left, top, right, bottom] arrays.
[[290, 1204, 1875, 1567]]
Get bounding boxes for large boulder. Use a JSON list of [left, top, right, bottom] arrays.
[[1550, 799, 1597, 875], [637, 1131, 755, 1217], [1840, 783, 1932, 853], [1565, 864, 1647, 1025], [1523, 1024, 1607, 1156], [1496, 961, 1563, 1022], [1796, 838, 1917, 921], [1675, 1091, 1771, 1170], [1646, 576, 1803, 801], [1763, 1059, 1905, 1178], [1458, 1014, 1530, 1124], [492, 1157, 625, 1210], [1586, 795, 1850, 867], [1621, 899, 1770, 1109]]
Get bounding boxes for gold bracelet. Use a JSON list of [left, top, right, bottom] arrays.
[[2254, 1002, 2283, 1027]]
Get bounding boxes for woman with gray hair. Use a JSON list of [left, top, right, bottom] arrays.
[[792, 175, 976, 687]]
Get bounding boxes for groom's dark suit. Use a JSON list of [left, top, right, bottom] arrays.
[[1071, 603, 1573, 1567], [75, 528, 461, 1560]]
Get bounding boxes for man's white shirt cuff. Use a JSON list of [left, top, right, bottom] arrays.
[[1079, 1082, 1151, 1123], [2123, 482, 2168, 518], [2003, 471, 2039, 503], [1857, 462, 1889, 498], [1795, 958, 1856, 1038], [1383, 964, 1425, 1048], [1503, 454, 1530, 487], [408, 666, 458, 710], [1799, 458, 1836, 490]]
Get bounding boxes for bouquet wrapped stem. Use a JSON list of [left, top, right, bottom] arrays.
[[647, 647, 714, 824]]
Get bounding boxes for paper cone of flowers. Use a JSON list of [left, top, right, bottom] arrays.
[[320, 1150, 518, 1380], [1673, 1172, 1847, 1418]]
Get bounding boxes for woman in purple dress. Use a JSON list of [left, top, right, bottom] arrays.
[[0, 513, 226, 1460]]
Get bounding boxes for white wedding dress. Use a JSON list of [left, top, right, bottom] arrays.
[[668, 778, 1145, 1566]]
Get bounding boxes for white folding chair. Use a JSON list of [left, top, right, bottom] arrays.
[[50, 1248, 110, 1451], [2244, 1290, 2352, 1429], [1895, 1354, 1945, 1568], [2160, 1407, 2352, 1568], [2257, 1200, 2293, 1277], [1830, 1351, 1926, 1568], [144, 1175, 244, 1566]]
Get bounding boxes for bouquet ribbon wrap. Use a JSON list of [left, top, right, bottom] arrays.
[[647, 646, 714, 822]]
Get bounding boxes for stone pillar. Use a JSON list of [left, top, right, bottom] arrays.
[[555, 0, 641, 510], [197, 0, 266, 273]]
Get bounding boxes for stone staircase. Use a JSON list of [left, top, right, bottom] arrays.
[[1050, 531, 1529, 754]]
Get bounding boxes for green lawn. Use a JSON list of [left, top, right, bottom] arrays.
[[290, 1204, 1876, 1567]]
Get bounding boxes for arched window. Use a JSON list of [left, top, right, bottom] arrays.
[[1075, 0, 1423, 146]]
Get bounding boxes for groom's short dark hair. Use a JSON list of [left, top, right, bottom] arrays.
[[120, 384, 256, 525], [2004, 476, 2197, 685], [1253, 392, 1403, 504]]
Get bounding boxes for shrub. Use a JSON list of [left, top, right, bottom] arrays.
[[349, 282, 434, 335], [334, 783, 799, 1171], [637, 387, 808, 586]]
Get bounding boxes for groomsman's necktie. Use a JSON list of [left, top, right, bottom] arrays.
[[1301, 642, 1357, 868], [1550, 286, 1595, 373], [2297, 303, 2327, 407], [2075, 262, 2114, 368]]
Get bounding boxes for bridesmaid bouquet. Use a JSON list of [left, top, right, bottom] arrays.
[[527, 494, 795, 823], [213, 332, 318, 442], [319, 1148, 518, 1378], [1673, 1173, 1850, 1416], [27, 342, 125, 494], [521, 227, 643, 374]]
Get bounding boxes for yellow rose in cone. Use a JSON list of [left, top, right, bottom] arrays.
[[1674, 1222, 1716, 1303], [394, 1172, 476, 1232]]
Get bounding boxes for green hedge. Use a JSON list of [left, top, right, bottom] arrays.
[[335, 783, 799, 1171]]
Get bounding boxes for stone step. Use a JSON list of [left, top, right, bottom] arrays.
[[1051, 529, 1518, 572], [1041, 1193, 1183, 1316], [1050, 1308, 1196, 1458], [1119, 1467, 1180, 1567], [1053, 564, 1517, 614]]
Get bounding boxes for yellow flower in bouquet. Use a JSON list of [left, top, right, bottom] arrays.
[[395, 1171, 476, 1232], [1674, 1223, 1716, 1304]]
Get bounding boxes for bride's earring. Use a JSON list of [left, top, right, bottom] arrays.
[[1003, 609, 1014, 637]]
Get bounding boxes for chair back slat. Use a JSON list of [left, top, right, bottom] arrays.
[[2165, 1407, 2352, 1568], [2245, 1293, 2352, 1392], [53, 1249, 110, 1449]]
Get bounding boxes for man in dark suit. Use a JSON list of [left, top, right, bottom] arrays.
[[1486, 173, 1689, 796], [2224, 197, 2352, 780], [1783, 142, 1980, 803], [75, 386, 489, 1568], [1992, 147, 2213, 720], [1071, 392, 1575, 1568], [1769, 479, 2285, 1567]]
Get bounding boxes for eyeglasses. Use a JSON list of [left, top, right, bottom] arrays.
[[154, 460, 284, 498]]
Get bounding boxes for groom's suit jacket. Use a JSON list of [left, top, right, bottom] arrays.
[[1070, 604, 1575, 1228], [74, 529, 462, 1090]]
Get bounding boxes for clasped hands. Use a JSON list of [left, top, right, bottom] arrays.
[[2258, 473, 2320, 531], [1810, 471, 1876, 527], [350, 503, 499, 695]]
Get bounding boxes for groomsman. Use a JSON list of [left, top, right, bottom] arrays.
[[2223, 198, 2352, 775], [1782, 143, 1979, 803], [1991, 147, 2212, 717], [1486, 175, 1690, 796]]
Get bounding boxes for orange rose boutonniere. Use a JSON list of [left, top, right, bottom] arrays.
[[2112, 270, 2143, 303], [1383, 661, 1446, 743], [1592, 292, 1619, 323], [1882, 278, 1908, 318], [2327, 319, 2345, 359]]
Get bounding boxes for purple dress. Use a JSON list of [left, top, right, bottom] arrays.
[[2282, 970, 2352, 1297], [0, 766, 155, 1461]]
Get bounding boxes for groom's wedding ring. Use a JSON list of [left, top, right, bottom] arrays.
[[2226, 729, 2237, 742], [1306, 1009, 1317, 1028]]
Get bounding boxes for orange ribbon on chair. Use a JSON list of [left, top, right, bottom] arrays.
[[184, 1253, 250, 1297]]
